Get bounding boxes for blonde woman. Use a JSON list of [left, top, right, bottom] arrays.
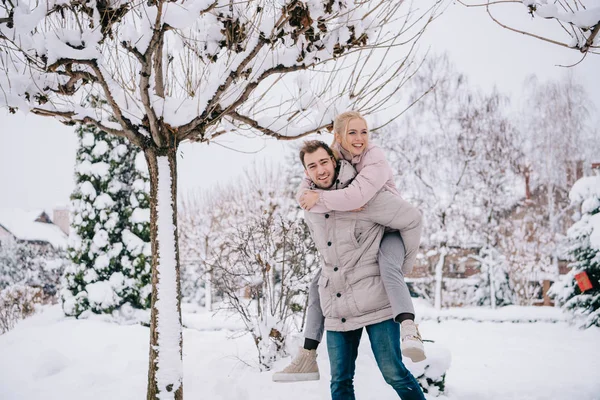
[[273, 112, 425, 383]]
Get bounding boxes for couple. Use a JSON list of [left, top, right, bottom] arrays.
[[273, 111, 427, 400]]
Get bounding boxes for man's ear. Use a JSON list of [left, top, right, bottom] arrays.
[[304, 168, 309, 178]]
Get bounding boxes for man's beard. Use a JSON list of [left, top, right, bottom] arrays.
[[313, 166, 339, 190]]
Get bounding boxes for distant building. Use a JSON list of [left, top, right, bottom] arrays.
[[0, 208, 69, 250]]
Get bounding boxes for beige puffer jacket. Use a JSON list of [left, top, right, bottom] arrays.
[[304, 161, 422, 332]]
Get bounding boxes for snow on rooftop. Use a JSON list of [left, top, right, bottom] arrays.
[[0, 208, 68, 249]]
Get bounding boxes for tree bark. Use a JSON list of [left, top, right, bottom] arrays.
[[145, 145, 183, 400], [489, 260, 497, 310], [434, 248, 447, 310], [524, 167, 531, 201]]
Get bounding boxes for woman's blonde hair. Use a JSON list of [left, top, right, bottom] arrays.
[[331, 111, 368, 157]]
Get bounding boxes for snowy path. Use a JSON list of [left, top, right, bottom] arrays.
[[1, 305, 599, 400]]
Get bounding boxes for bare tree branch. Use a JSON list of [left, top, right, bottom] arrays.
[[30, 107, 139, 143], [228, 111, 331, 141]]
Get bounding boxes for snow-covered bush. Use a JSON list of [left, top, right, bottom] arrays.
[[0, 238, 67, 299], [470, 247, 514, 308], [216, 211, 318, 370], [0, 284, 42, 334], [406, 342, 452, 397], [61, 124, 151, 317], [206, 163, 319, 370]]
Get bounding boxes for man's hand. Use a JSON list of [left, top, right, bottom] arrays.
[[300, 190, 319, 210]]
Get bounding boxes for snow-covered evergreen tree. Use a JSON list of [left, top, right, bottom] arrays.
[[552, 173, 600, 328], [61, 125, 151, 317]]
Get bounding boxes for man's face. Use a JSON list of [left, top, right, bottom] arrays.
[[303, 148, 336, 189]]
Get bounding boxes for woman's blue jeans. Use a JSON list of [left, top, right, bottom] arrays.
[[326, 319, 425, 400]]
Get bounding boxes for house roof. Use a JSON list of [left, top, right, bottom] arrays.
[[0, 208, 68, 249]]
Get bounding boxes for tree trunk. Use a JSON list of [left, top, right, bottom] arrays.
[[205, 268, 213, 313], [434, 248, 446, 310], [204, 236, 212, 312], [145, 145, 184, 400], [489, 261, 497, 310], [524, 168, 531, 201]]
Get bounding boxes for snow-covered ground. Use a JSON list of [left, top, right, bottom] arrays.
[[1, 303, 599, 400]]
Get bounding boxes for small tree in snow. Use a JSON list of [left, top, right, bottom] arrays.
[[203, 162, 319, 370], [501, 214, 555, 305], [0, 1, 441, 397], [178, 189, 227, 310], [470, 247, 514, 308], [62, 124, 151, 317], [552, 172, 600, 328], [214, 209, 318, 370]]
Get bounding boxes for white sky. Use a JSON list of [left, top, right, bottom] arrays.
[[1, 2, 599, 213]]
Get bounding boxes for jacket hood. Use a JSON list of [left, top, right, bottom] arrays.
[[335, 160, 357, 189]]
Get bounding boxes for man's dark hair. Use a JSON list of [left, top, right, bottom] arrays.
[[299, 140, 336, 168]]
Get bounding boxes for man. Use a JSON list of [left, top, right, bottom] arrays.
[[274, 141, 425, 400]]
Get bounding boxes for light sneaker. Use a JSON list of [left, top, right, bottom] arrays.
[[401, 320, 426, 363], [272, 348, 320, 382]]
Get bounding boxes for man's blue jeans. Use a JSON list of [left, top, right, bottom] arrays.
[[326, 319, 425, 400]]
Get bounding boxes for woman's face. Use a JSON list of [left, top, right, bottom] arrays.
[[337, 118, 369, 157]]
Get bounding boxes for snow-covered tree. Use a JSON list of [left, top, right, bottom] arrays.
[[500, 213, 555, 305], [459, 0, 600, 57], [375, 54, 522, 308], [516, 73, 595, 280], [214, 208, 318, 370], [552, 172, 600, 328], [470, 246, 514, 308], [0, 1, 442, 396], [177, 190, 213, 308], [61, 124, 151, 317], [184, 160, 319, 370]]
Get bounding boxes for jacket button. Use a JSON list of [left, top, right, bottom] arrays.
[[336, 293, 341, 298], [325, 214, 329, 219], [341, 318, 346, 323], [334, 267, 338, 272], [327, 241, 332, 246]]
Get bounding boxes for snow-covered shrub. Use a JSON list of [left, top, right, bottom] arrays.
[[201, 160, 320, 371], [470, 247, 514, 308], [442, 277, 478, 307], [61, 124, 151, 317], [0, 284, 42, 334], [406, 341, 451, 396], [0, 238, 67, 299], [212, 206, 319, 371]]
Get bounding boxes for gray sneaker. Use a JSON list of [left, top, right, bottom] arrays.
[[272, 348, 320, 382], [401, 320, 426, 363]]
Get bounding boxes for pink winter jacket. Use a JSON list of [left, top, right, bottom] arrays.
[[296, 143, 400, 213]]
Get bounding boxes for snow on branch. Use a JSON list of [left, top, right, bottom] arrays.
[[0, 0, 442, 147], [458, 0, 600, 57]]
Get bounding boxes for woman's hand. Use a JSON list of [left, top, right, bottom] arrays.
[[300, 190, 320, 210]]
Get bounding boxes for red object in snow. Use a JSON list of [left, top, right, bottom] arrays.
[[575, 271, 593, 292]]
